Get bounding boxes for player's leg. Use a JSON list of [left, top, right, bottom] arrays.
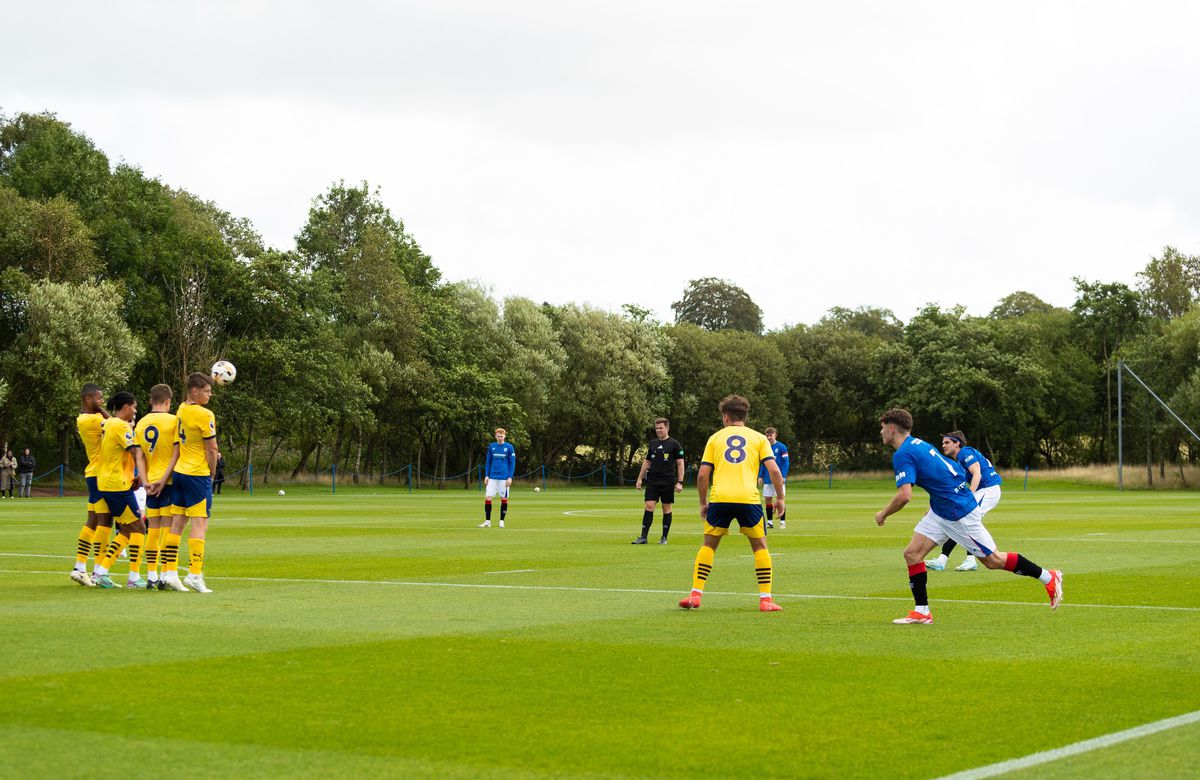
[[681, 505, 730, 609], [160, 511, 188, 590], [777, 484, 786, 528], [960, 511, 1061, 608], [499, 483, 509, 527], [764, 488, 774, 528], [633, 494, 657, 543], [739, 506, 780, 611], [183, 481, 213, 592], [480, 480, 495, 527], [92, 494, 137, 588], [71, 503, 98, 586], [659, 491, 673, 543], [895, 514, 943, 624]]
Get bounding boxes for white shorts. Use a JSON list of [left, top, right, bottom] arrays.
[[485, 478, 510, 499], [134, 486, 147, 515], [914, 507, 997, 558], [974, 485, 1001, 517], [762, 483, 786, 499]]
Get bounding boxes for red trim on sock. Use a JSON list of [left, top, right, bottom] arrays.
[[501, 499, 508, 506], [485, 500, 492, 506], [907, 562, 926, 576], [1004, 552, 1018, 571]]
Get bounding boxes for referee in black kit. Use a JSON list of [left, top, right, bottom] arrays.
[[632, 417, 685, 544]]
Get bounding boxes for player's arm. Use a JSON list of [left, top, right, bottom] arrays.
[[485, 447, 493, 480], [875, 483, 913, 526], [635, 455, 650, 489], [674, 449, 684, 493], [132, 446, 149, 489], [764, 458, 786, 516], [967, 462, 982, 492], [204, 436, 218, 481], [505, 448, 515, 486], [152, 442, 181, 496], [695, 463, 713, 520]]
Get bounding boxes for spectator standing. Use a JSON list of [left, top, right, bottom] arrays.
[[17, 448, 35, 498]]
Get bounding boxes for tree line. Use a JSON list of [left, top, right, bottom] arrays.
[[2, 112, 1198, 487]]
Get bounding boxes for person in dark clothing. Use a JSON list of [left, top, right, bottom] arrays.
[[17, 449, 36, 498], [213, 452, 226, 495], [632, 418, 686, 544]]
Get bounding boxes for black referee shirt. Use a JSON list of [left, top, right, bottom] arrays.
[[645, 437, 684, 483]]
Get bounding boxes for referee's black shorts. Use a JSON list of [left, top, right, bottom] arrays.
[[644, 481, 676, 504]]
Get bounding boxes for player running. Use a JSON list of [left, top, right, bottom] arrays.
[[480, 428, 515, 528], [874, 408, 1062, 625], [759, 427, 789, 529], [679, 395, 786, 612], [632, 417, 684, 544], [89, 392, 153, 589], [69, 384, 110, 587], [927, 430, 1002, 572], [135, 383, 180, 590]]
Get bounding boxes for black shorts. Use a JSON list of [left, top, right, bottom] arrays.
[[643, 481, 676, 504]]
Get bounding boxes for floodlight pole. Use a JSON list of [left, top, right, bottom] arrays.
[[1117, 359, 1123, 491]]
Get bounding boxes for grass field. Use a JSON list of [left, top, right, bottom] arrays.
[[2, 481, 1198, 779]]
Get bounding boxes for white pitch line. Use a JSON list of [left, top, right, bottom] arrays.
[[1, 566, 1198, 612], [932, 709, 1200, 780], [484, 569, 536, 575]]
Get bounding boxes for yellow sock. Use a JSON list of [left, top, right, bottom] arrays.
[[692, 546, 714, 592], [162, 533, 181, 574], [91, 525, 112, 562], [187, 537, 206, 575], [99, 533, 128, 570], [754, 548, 773, 596], [75, 525, 94, 565], [127, 532, 145, 578], [145, 527, 162, 576]]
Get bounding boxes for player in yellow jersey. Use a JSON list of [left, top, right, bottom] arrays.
[[679, 394, 787, 612], [134, 384, 180, 590], [90, 392, 154, 589], [161, 372, 218, 593], [69, 384, 110, 587]]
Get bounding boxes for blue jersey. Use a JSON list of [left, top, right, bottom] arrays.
[[485, 442, 516, 480], [892, 435, 978, 521], [758, 441, 789, 481], [957, 446, 1002, 489]]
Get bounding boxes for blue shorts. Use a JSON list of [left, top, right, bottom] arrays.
[[86, 476, 109, 514], [171, 474, 212, 518], [98, 489, 142, 525], [703, 502, 766, 539], [146, 483, 174, 517]]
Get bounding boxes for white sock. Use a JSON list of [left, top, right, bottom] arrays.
[[934, 554, 948, 565], [915, 605, 931, 615], [692, 588, 703, 596], [93, 565, 108, 576], [74, 563, 85, 573], [760, 592, 772, 600], [1039, 569, 1052, 584]]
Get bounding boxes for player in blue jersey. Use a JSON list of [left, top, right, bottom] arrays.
[[928, 430, 1003, 572], [758, 427, 790, 529], [873, 408, 1062, 624], [480, 428, 516, 528]]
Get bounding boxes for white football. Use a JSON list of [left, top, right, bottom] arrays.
[[278, 489, 286, 496], [533, 486, 541, 492], [211, 360, 237, 386]]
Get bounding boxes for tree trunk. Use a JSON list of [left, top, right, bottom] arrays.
[[264, 435, 285, 484], [353, 425, 363, 485], [291, 441, 317, 478], [241, 418, 254, 490]]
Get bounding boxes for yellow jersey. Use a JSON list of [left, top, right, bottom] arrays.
[[700, 425, 775, 504], [76, 412, 104, 477], [96, 416, 137, 492], [135, 411, 179, 483], [176, 402, 216, 477]]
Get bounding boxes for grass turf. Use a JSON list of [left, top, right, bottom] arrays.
[[1, 481, 1198, 779]]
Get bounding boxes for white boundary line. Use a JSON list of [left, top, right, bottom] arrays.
[[1, 565, 1198, 611], [932, 709, 1200, 779]]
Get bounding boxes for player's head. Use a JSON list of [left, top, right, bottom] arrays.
[[107, 391, 137, 421], [494, 427, 506, 443], [81, 383, 104, 412], [149, 383, 173, 409], [941, 430, 967, 457], [719, 395, 750, 424], [654, 417, 669, 438], [878, 408, 913, 448], [186, 372, 213, 404], [764, 426, 777, 443]]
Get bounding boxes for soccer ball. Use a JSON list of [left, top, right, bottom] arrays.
[[211, 360, 237, 386], [278, 489, 286, 496], [533, 487, 541, 493]]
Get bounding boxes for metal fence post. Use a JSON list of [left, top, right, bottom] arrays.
[[332, 463, 337, 495], [249, 462, 254, 495]]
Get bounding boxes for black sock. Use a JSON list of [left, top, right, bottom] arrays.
[[778, 509, 786, 523], [941, 539, 957, 556], [909, 568, 929, 606], [1012, 554, 1043, 579], [485, 501, 492, 521], [500, 501, 508, 521], [640, 510, 653, 537], [765, 504, 774, 522], [661, 512, 672, 538]]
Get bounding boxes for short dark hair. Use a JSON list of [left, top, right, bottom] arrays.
[[879, 408, 913, 431], [187, 372, 212, 391], [764, 426, 777, 435], [149, 383, 173, 404], [654, 417, 669, 427], [719, 394, 750, 422], [107, 391, 136, 413], [81, 383, 101, 400], [942, 430, 968, 445]]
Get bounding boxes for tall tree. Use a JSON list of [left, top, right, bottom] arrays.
[[671, 277, 763, 334]]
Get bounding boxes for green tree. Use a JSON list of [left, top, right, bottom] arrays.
[[1136, 246, 1200, 320], [991, 291, 1057, 319], [671, 277, 763, 334], [1072, 278, 1143, 459]]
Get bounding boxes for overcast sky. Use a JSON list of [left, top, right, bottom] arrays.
[[5, 1, 1199, 328]]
